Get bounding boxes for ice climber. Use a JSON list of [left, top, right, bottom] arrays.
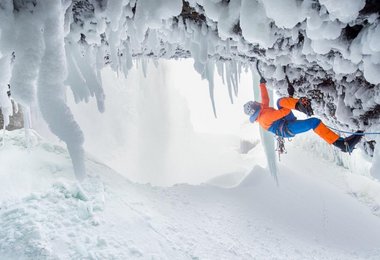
[[243, 77, 363, 153]]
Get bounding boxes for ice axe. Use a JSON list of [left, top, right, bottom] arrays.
[[256, 60, 263, 78], [283, 66, 295, 97]]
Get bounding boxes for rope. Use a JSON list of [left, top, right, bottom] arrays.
[[326, 125, 380, 136]]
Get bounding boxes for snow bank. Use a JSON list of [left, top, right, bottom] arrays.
[[1, 129, 380, 259]]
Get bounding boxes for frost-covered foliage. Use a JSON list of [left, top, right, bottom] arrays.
[[0, 0, 379, 179]]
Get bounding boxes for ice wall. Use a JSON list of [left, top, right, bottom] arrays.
[[252, 69, 279, 183]]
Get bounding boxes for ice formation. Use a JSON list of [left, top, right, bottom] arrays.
[[0, 0, 379, 179]]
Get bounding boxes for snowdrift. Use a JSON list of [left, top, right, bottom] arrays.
[[1, 130, 380, 259]]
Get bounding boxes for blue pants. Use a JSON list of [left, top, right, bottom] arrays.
[[268, 99, 321, 137]]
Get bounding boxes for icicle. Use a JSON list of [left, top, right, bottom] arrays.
[[10, 11, 44, 108], [260, 127, 279, 185], [85, 48, 106, 113], [95, 46, 107, 89], [105, 0, 126, 32], [216, 60, 225, 85], [206, 61, 217, 118], [108, 30, 121, 71], [0, 3, 16, 61], [0, 56, 13, 129], [70, 45, 105, 113], [231, 60, 239, 97], [37, 1, 86, 181], [22, 105, 32, 149], [238, 61, 242, 85], [226, 38, 231, 55], [119, 41, 133, 79], [252, 66, 279, 184], [146, 29, 160, 56], [65, 45, 91, 103], [96, 45, 106, 72], [199, 31, 208, 64], [250, 65, 257, 98], [142, 57, 148, 78], [12, 99, 19, 114], [10, 11, 42, 148], [225, 61, 234, 104]]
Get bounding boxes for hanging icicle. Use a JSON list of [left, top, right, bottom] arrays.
[[252, 61, 279, 184], [206, 60, 217, 118], [231, 60, 239, 97], [37, 1, 86, 181], [225, 61, 234, 104]]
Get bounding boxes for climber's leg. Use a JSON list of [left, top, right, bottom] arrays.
[[287, 118, 340, 144]]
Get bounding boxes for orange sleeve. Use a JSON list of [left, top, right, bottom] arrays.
[[260, 83, 269, 107], [257, 108, 292, 129], [267, 108, 291, 122], [278, 97, 298, 110]]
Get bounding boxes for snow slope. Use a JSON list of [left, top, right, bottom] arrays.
[[1, 130, 380, 259]]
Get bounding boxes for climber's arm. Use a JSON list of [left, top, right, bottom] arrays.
[[268, 108, 291, 122], [278, 97, 298, 110], [260, 83, 270, 108]]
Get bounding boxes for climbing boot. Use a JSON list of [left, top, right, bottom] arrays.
[[332, 131, 364, 153], [296, 97, 314, 116]]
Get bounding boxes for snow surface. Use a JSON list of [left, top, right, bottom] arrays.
[[1, 129, 380, 259]]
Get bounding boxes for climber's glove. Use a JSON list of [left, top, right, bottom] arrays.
[[295, 97, 313, 116]]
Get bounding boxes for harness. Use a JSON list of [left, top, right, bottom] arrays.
[[275, 119, 295, 138], [273, 119, 295, 161]]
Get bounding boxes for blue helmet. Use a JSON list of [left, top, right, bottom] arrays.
[[243, 101, 261, 122]]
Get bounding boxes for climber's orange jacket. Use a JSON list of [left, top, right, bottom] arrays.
[[256, 83, 298, 130]]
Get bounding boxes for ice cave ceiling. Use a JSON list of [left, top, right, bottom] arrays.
[[71, 0, 380, 131], [1, 0, 380, 156]]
